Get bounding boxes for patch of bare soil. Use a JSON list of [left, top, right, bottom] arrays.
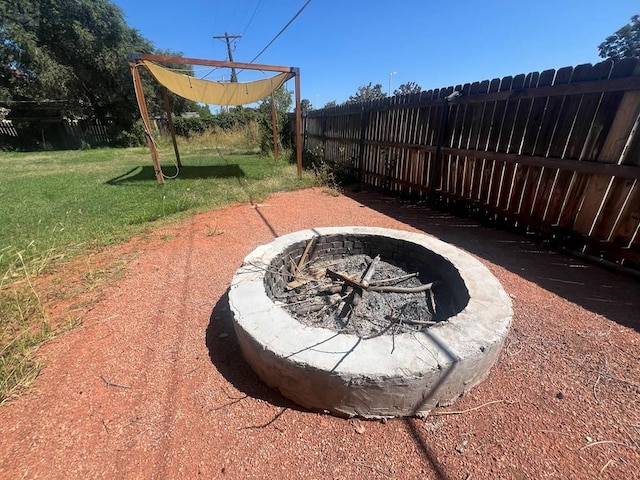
[[1, 187, 638, 479]]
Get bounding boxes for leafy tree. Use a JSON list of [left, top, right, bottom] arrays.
[[257, 86, 293, 154], [346, 82, 386, 104], [598, 15, 640, 61], [0, 0, 199, 145], [324, 100, 338, 109], [300, 98, 312, 113], [394, 81, 422, 96]]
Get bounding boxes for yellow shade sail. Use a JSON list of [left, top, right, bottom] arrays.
[[142, 61, 293, 106]]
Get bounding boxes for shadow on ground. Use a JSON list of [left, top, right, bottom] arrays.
[[106, 164, 245, 184], [205, 289, 303, 411], [343, 189, 640, 332]]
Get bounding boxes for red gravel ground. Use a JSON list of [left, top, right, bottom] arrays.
[[1, 187, 639, 479]]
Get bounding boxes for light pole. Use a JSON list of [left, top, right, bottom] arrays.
[[388, 71, 397, 96]]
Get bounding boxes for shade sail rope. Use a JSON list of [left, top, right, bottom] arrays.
[[142, 60, 293, 106]]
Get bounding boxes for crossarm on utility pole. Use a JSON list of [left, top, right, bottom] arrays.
[[212, 33, 241, 82]]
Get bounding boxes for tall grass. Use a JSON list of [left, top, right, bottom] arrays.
[[0, 129, 318, 403]]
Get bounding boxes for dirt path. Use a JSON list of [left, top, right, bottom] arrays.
[[1, 188, 639, 479]]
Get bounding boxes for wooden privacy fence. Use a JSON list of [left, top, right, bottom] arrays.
[[304, 58, 640, 269], [0, 117, 110, 149]]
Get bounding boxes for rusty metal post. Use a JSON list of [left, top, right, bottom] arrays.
[[130, 64, 164, 185], [162, 87, 182, 168]]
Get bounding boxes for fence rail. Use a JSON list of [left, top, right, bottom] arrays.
[[304, 58, 640, 269]]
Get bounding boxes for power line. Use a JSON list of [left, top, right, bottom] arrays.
[[249, 0, 312, 64], [241, 0, 265, 38]]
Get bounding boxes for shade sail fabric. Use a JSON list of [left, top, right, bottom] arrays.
[[142, 61, 293, 106]]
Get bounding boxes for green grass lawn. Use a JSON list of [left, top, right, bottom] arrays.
[[0, 141, 318, 403], [0, 145, 315, 279]]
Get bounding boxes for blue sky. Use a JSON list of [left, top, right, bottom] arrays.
[[112, 0, 639, 108]]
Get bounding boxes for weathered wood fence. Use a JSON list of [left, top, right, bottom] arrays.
[[304, 58, 640, 269], [0, 118, 110, 149]]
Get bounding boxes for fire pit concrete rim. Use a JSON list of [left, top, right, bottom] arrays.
[[229, 226, 513, 377]]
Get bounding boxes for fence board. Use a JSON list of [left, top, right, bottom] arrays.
[[528, 66, 574, 221], [465, 80, 491, 202], [515, 69, 556, 216], [495, 74, 525, 211], [542, 65, 595, 224], [503, 72, 539, 213], [486, 76, 514, 209], [475, 78, 501, 203]]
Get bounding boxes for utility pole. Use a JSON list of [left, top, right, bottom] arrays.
[[212, 32, 241, 82]]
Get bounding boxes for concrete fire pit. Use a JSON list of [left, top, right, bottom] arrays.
[[228, 226, 512, 418]]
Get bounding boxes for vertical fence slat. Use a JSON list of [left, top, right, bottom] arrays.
[[502, 72, 539, 213], [529, 66, 574, 221], [495, 74, 526, 211], [465, 80, 490, 202], [516, 69, 556, 217], [485, 76, 513, 209], [475, 78, 501, 204], [540, 65, 593, 224]]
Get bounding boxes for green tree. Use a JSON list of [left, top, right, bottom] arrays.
[[394, 81, 422, 96], [598, 15, 640, 61], [324, 100, 338, 109], [346, 83, 386, 104], [258, 86, 293, 154], [300, 98, 312, 113], [0, 0, 190, 144]]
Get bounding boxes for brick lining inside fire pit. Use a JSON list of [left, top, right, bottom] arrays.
[[229, 226, 513, 418]]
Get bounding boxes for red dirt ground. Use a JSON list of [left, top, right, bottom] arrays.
[[1, 187, 639, 479]]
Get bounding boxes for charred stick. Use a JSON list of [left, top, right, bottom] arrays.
[[290, 301, 326, 314], [370, 272, 419, 286], [402, 318, 437, 326], [318, 284, 343, 294], [368, 282, 435, 293], [359, 254, 380, 288], [288, 293, 342, 315], [326, 269, 363, 289], [353, 255, 379, 309], [296, 237, 316, 275], [360, 312, 403, 339]]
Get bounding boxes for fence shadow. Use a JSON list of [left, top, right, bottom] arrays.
[[343, 188, 640, 332], [105, 164, 245, 185]]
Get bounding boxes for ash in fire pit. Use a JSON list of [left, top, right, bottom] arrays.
[[230, 227, 512, 419], [274, 252, 438, 337]]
